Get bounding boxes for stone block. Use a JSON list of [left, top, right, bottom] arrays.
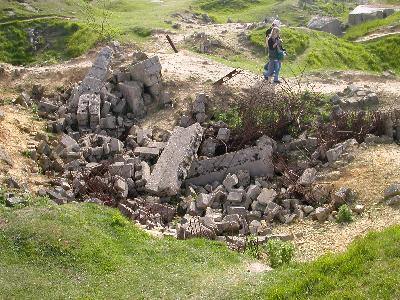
[[134, 147, 160, 160], [146, 123, 204, 196], [186, 144, 274, 186], [118, 81, 145, 116], [100, 116, 117, 129], [217, 128, 230, 142], [130, 56, 162, 87], [257, 188, 277, 205]]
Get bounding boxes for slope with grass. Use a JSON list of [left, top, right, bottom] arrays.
[[1, 192, 400, 299], [344, 11, 400, 41], [235, 225, 400, 299], [0, 196, 257, 299], [0, 19, 97, 65], [249, 26, 400, 75]]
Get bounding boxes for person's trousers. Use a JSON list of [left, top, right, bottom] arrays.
[[263, 60, 281, 81]]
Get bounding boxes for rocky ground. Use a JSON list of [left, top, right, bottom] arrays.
[[1, 20, 400, 263]]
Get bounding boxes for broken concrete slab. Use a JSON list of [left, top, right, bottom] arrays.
[[146, 123, 204, 196], [119, 81, 145, 116], [130, 56, 162, 88], [69, 47, 113, 109], [186, 144, 274, 186]]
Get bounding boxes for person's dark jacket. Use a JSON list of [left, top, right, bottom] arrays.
[[268, 37, 278, 59]]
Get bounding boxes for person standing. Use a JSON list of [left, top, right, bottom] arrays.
[[263, 27, 284, 84]]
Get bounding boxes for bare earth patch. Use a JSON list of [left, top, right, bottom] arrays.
[[271, 144, 400, 262], [0, 105, 48, 191]]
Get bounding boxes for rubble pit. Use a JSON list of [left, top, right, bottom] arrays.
[[9, 45, 400, 261]]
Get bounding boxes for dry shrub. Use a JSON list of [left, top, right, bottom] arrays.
[[316, 110, 386, 151], [228, 81, 323, 149]]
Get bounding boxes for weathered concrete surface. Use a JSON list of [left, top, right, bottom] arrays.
[[308, 16, 342, 36], [349, 5, 396, 26], [146, 123, 204, 196], [186, 144, 274, 186], [119, 81, 145, 116], [130, 56, 162, 87], [130, 56, 163, 102], [69, 47, 113, 109], [76, 94, 101, 129]]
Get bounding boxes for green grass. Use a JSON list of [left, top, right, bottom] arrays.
[[234, 225, 400, 299], [193, 0, 312, 25], [0, 195, 254, 299], [247, 26, 400, 75], [299, 0, 357, 21], [0, 19, 98, 65], [344, 12, 400, 41], [1, 189, 400, 299]]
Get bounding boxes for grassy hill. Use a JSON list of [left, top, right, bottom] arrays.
[[1, 0, 399, 67], [1, 193, 400, 299], [0, 19, 97, 65], [344, 11, 400, 41], [248, 26, 400, 75]]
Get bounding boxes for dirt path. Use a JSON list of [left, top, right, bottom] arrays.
[[272, 144, 400, 262], [356, 31, 400, 42], [0, 15, 73, 26], [355, 24, 400, 43]]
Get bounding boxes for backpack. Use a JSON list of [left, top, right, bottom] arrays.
[[265, 27, 272, 37]]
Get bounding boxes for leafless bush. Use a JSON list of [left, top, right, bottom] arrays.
[[228, 80, 323, 150], [316, 110, 386, 151]]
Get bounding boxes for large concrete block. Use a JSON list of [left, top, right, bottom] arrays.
[[118, 81, 145, 116], [349, 5, 395, 26], [68, 47, 113, 109], [186, 144, 274, 186], [130, 56, 162, 87], [146, 123, 204, 196], [76, 94, 90, 127]]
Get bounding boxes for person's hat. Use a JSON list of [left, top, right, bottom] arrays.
[[272, 19, 281, 27]]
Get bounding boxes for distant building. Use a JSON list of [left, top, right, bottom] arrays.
[[349, 5, 396, 26]]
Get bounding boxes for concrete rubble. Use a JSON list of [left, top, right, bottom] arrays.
[[40, 47, 169, 139], [21, 46, 390, 247], [332, 85, 379, 109], [186, 142, 274, 186], [146, 123, 204, 196], [307, 16, 343, 36]]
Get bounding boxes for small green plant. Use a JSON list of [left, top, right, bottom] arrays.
[[265, 239, 295, 268], [244, 234, 261, 259], [171, 216, 182, 229], [131, 26, 153, 38], [21, 149, 31, 158], [111, 213, 127, 227], [337, 204, 353, 223]]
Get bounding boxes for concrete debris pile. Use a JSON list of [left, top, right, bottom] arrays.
[[29, 89, 372, 245], [331, 84, 379, 109], [307, 16, 343, 36], [188, 32, 224, 54], [37, 47, 171, 139], [19, 48, 398, 245]]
